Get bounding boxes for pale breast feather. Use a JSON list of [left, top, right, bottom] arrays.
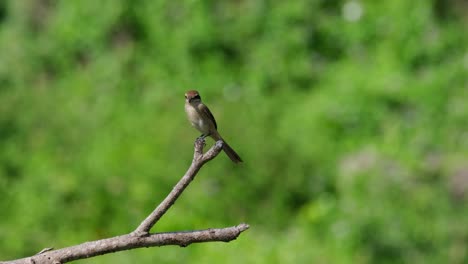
[[185, 104, 210, 134]]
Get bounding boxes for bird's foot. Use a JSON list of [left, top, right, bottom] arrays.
[[197, 134, 207, 140], [195, 136, 206, 145]]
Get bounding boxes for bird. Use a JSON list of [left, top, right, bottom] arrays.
[[184, 90, 243, 163]]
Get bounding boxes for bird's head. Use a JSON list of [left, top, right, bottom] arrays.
[[185, 90, 202, 104]]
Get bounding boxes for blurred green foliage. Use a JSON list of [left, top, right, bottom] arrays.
[[1, 0, 467, 263]]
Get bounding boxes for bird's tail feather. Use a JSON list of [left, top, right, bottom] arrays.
[[211, 132, 242, 163], [222, 140, 243, 163]]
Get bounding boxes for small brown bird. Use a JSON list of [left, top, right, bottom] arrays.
[[184, 90, 243, 163]]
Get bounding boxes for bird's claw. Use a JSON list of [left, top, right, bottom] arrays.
[[195, 137, 206, 146], [197, 134, 207, 140]]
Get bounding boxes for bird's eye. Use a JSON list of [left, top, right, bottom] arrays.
[[194, 95, 200, 99]]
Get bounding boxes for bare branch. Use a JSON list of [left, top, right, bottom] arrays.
[[133, 139, 224, 236], [2, 224, 249, 264], [0, 139, 248, 264]]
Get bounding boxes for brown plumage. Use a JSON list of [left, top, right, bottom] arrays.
[[184, 90, 243, 163]]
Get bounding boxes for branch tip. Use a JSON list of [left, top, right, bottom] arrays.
[[193, 137, 206, 159], [215, 140, 224, 149], [195, 137, 206, 148], [237, 223, 250, 232]]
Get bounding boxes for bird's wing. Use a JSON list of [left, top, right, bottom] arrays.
[[198, 103, 217, 130]]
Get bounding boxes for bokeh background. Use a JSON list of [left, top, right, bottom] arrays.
[[1, 0, 467, 263]]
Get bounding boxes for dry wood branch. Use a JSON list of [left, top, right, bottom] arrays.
[[133, 138, 224, 236], [1, 139, 249, 264]]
